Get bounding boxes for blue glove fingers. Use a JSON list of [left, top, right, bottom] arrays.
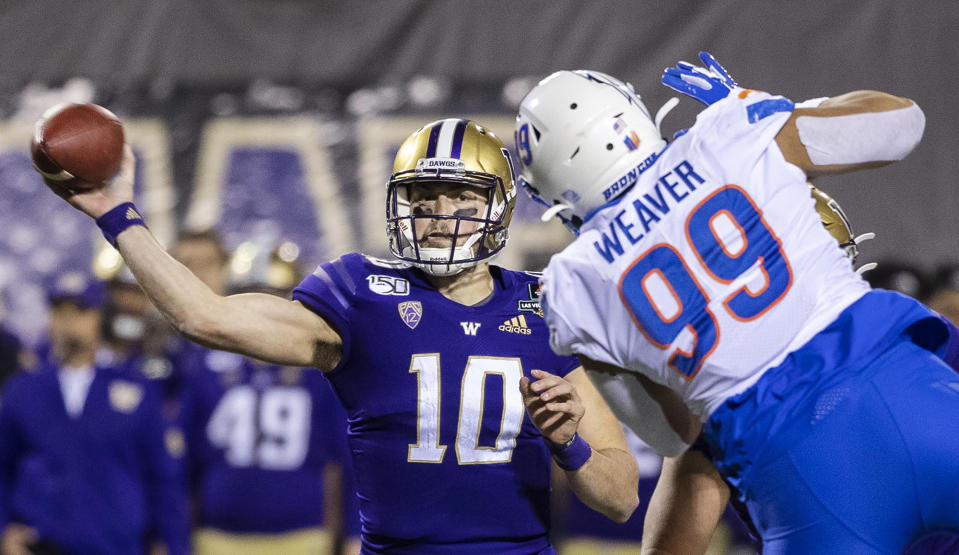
[[676, 60, 695, 71], [661, 72, 706, 103], [699, 51, 735, 85]]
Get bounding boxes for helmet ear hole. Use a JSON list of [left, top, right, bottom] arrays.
[[570, 103, 578, 109], [606, 144, 614, 151]]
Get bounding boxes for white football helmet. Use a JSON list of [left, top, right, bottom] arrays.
[[386, 119, 517, 276], [514, 70, 670, 231]]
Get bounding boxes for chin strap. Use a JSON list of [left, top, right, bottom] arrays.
[[654, 97, 680, 137], [540, 203, 574, 223], [852, 232, 877, 274]]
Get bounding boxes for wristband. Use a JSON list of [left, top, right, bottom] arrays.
[[548, 433, 592, 471], [96, 202, 146, 247]]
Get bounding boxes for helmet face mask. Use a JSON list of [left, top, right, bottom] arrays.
[[386, 119, 517, 276], [515, 70, 668, 232]]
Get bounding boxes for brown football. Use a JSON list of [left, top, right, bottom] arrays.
[[30, 103, 124, 189]]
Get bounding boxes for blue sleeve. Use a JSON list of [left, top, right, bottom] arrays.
[[139, 382, 190, 555], [292, 255, 361, 368], [0, 377, 25, 532], [937, 316, 959, 372], [904, 312, 959, 372]]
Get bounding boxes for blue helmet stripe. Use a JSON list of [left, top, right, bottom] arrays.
[[450, 119, 468, 159], [426, 123, 442, 158]]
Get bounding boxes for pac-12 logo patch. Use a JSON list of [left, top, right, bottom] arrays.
[[398, 301, 423, 329], [368, 274, 410, 296]]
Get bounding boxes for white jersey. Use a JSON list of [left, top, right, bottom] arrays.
[[542, 91, 870, 421]]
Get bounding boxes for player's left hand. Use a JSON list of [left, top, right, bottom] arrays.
[[662, 51, 741, 106], [521, 369, 584, 445]]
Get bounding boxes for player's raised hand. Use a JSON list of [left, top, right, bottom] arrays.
[[42, 145, 136, 219], [662, 51, 741, 106], [520, 369, 585, 445]]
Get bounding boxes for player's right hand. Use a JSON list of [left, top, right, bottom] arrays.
[[520, 369, 585, 446], [41, 144, 136, 220], [662, 51, 741, 106]]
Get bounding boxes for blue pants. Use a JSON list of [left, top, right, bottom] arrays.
[[706, 291, 959, 553]]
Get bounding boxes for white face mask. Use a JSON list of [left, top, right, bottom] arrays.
[[111, 314, 146, 341]]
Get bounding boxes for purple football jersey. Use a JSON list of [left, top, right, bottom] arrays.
[[293, 253, 578, 554], [178, 349, 351, 534]]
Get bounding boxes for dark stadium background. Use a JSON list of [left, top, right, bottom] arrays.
[[0, 2, 955, 552]]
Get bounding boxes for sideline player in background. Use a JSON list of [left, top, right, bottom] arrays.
[[0, 273, 188, 555], [179, 239, 356, 555], [514, 53, 959, 551], [38, 118, 638, 553]]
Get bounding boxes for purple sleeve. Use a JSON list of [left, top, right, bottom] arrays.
[[291, 256, 359, 369]]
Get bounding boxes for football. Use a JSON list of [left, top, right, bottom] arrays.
[[30, 102, 124, 189]]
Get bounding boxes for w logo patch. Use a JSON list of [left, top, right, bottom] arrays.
[[460, 322, 482, 336]]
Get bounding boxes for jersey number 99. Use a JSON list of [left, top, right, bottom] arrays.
[[619, 186, 792, 379]]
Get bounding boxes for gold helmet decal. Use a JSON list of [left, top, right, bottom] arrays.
[[387, 119, 517, 276]]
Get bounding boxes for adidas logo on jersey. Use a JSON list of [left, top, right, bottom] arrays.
[[499, 315, 532, 335]]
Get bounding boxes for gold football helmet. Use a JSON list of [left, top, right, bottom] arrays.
[[386, 119, 517, 276], [809, 184, 875, 271]]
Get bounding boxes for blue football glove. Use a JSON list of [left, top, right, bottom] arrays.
[[662, 51, 741, 106]]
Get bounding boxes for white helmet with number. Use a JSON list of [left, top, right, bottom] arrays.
[[514, 70, 670, 231]]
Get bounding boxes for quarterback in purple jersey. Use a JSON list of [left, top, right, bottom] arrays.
[[38, 119, 639, 554]]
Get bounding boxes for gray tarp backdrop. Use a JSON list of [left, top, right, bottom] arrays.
[[0, 0, 956, 266]]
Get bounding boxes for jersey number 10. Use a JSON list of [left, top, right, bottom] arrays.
[[408, 354, 526, 465], [619, 186, 792, 379]]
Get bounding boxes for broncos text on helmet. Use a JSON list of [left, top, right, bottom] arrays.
[[386, 119, 517, 276]]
